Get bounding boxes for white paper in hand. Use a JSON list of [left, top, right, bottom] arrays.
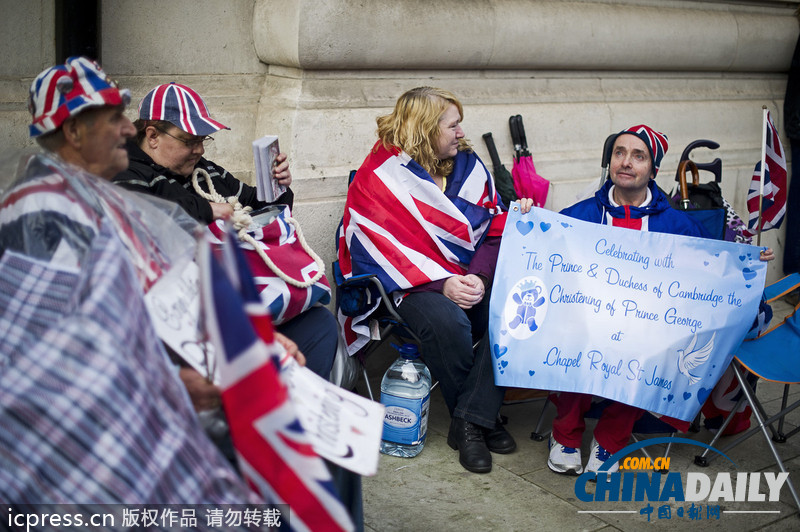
[[252, 135, 286, 202]]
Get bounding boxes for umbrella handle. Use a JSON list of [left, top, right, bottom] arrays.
[[482, 132, 503, 170], [678, 159, 699, 210], [515, 114, 531, 155], [509, 115, 522, 156]]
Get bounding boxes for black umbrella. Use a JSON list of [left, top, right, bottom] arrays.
[[482, 132, 517, 207]]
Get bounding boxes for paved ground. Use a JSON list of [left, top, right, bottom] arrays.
[[356, 299, 800, 532]]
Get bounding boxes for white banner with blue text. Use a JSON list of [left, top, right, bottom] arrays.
[[489, 206, 767, 421]]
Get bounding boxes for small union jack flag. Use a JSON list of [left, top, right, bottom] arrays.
[[199, 233, 353, 532], [744, 110, 787, 238]]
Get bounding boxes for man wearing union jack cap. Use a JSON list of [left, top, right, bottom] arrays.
[[27, 55, 135, 181], [0, 58, 255, 507]]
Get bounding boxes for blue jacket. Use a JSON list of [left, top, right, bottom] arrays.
[[560, 179, 711, 238]]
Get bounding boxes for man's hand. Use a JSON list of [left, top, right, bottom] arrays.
[[517, 197, 534, 213], [443, 274, 485, 309], [273, 152, 292, 187], [275, 332, 306, 366], [179, 366, 222, 412], [760, 247, 775, 262]]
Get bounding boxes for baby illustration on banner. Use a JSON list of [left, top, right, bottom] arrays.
[[505, 277, 548, 338]]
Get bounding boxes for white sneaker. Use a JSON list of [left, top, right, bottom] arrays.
[[547, 435, 583, 475], [585, 438, 619, 475]]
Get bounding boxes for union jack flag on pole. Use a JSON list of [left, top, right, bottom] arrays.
[[199, 234, 353, 532], [744, 108, 787, 244]]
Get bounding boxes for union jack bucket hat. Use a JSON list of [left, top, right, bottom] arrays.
[[137, 82, 229, 136], [614, 124, 669, 177], [28, 56, 131, 138]]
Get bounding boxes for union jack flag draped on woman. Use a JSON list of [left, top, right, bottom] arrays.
[[337, 141, 506, 354]]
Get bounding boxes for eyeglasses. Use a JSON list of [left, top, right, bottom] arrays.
[[154, 126, 214, 148]]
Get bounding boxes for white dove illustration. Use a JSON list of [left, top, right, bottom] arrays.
[[676, 332, 715, 385]]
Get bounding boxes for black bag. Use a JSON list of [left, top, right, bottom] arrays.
[[669, 160, 750, 242]]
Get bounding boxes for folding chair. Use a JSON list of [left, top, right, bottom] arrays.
[[693, 273, 800, 511], [333, 260, 423, 401]]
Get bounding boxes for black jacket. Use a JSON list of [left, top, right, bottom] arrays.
[[113, 140, 293, 224]]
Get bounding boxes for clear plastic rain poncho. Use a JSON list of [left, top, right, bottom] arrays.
[[0, 149, 261, 512]]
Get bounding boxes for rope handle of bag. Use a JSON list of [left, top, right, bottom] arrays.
[[191, 168, 325, 288]]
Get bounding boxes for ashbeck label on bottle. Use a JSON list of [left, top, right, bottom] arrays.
[[381, 392, 430, 445]]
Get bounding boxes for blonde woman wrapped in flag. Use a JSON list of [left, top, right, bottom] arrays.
[[339, 87, 534, 473]]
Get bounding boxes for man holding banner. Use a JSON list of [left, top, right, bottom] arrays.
[[543, 125, 774, 476]]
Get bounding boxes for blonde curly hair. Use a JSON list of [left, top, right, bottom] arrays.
[[376, 87, 471, 178]]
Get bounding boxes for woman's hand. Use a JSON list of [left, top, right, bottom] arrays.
[[275, 332, 306, 366], [760, 247, 775, 262], [210, 202, 234, 220], [518, 197, 534, 214], [443, 274, 485, 309], [273, 152, 292, 187]]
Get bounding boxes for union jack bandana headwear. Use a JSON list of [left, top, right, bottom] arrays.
[[28, 56, 131, 138], [138, 82, 229, 136], [615, 124, 669, 177]]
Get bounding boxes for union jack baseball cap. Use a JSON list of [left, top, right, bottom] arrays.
[[137, 82, 229, 136], [615, 124, 669, 177], [28, 56, 131, 138]]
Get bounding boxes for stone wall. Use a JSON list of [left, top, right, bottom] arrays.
[[1, 0, 797, 282]]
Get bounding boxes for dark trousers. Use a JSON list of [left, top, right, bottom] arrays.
[[394, 291, 504, 429], [277, 305, 337, 379]]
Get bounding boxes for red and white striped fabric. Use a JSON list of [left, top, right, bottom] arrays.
[[337, 141, 506, 354], [137, 82, 229, 136]]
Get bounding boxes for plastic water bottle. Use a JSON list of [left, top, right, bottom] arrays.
[[379, 343, 432, 458]]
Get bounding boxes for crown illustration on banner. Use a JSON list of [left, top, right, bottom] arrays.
[[517, 279, 539, 293]]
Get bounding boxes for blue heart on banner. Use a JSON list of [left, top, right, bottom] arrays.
[[529, 370, 535, 376], [540, 222, 551, 232], [697, 387, 712, 405], [739, 255, 746, 262], [742, 267, 757, 281], [683, 392, 692, 400], [516, 221, 534, 235], [703, 261, 709, 266], [501, 360, 508, 368], [667, 394, 674, 402], [493, 344, 508, 359], [561, 222, 571, 228]]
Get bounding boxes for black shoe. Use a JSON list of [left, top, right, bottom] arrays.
[[484, 418, 516, 454], [447, 417, 492, 473]]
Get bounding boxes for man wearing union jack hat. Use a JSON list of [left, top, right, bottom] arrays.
[[546, 124, 775, 478], [0, 58, 255, 506], [547, 125, 711, 478]]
